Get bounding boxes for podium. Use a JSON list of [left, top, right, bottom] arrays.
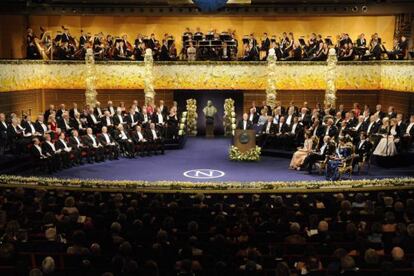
[[233, 129, 256, 153]]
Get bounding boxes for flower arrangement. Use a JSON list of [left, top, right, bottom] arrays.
[[223, 98, 236, 136], [186, 99, 198, 136], [0, 175, 413, 193], [178, 111, 187, 136], [229, 145, 261, 161]]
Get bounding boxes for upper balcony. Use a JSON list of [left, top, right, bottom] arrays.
[[0, 60, 413, 93]]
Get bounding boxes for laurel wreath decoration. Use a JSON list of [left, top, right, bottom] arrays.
[[229, 145, 261, 161], [223, 98, 236, 136], [186, 99, 198, 136]]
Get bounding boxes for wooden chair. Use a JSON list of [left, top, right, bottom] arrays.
[[338, 145, 355, 180]]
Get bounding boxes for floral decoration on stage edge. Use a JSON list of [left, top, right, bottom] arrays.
[[0, 175, 414, 193], [229, 145, 261, 161]]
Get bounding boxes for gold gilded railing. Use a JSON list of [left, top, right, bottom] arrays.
[[0, 60, 413, 93]]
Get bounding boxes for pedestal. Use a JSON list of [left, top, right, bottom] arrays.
[[206, 124, 214, 138]]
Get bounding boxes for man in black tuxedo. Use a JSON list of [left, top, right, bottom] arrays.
[[44, 104, 55, 123], [401, 115, 414, 151], [140, 107, 151, 128], [374, 104, 386, 120], [101, 111, 115, 134], [98, 126, 119, 160], [261, 32, 271, 59], [146, 123, 164, 155], [387, 106, 397, 119], [248, 108, 259, 125], [94, 101, 104, 118], [58, 112, 72, 136], [366, 115, 381, 136], [70, 113, 86, 135], [68, 130, 87, 165], [56, 104, 66, 119], [302, 136, 336, 174], [275, 116, 290, 149], [55, 132, 74, 168], [69, 102, 79, 119], [82, 127, 105, 163], [86, 108, 101, 133], [132, 125, 148, 157], [159, 100, 169, 117], [237, 113, 253, 130], [34, 115, 49, 137], [22, 115, 41, 138], [352, 132, 372, 169], [286, 116, 304, 149], [107, 100, 116, 116], [323, 118, 338, 139], [259, 116, 276, 148], [0, 113, 8, 155], [113, 108, 126, 127], [259, 100, 272, 117], [115, 125, 135, 158], [42, 133, 62, 171], [31, 137, 53, 172], [298, 107, 312, 128], [125, 108, 139, 130]]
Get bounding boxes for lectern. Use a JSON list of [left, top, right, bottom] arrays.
[[233, 129, 256, 153]]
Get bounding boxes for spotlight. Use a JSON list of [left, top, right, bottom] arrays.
[[351, 6, 358, 12]]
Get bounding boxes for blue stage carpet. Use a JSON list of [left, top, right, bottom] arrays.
[[52, 137, 414, 182]]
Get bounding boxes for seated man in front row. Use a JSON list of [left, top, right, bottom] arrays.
[[301, 136, 336, 174], [237, 113, 254, 130], [146, 123, 164, 155]]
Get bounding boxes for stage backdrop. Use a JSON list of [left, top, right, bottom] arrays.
[[174, 90, 244, 136], [0, 15, 395, 58]]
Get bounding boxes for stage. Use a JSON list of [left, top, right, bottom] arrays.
[[50, 137, 414, 183]]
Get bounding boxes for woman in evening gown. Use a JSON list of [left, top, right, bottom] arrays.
[[289, 132, 315, 170]]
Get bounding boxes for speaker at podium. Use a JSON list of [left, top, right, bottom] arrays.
[[233, 129, 256, 153]]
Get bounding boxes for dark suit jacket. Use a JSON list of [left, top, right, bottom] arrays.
[[98, 133, 116, 146], [21, 121, 36, 135], [322, 125, 338, 138], [101, 116, 114, 128], [87, 114, 101, 127], [57, 118, 72, 133], [355, 140, 372, 158], [56, 109, 65, 119], [275, 123, 290, 134], [34, 121, 48, 135], [0, 121, 9, 139], [299, 113, 312, 128], [69, 118, 84, 131], [145, 129, 162, 141], [248, 113, 259, 124], [42, 141, 57, 155], [152, 113, 166, 124], [94, 107, 104, 117], [131, 131, 146, 144], [82, 135, 101, 148], [261, 122, 277, 135], [113, 114, 126, 126], [125, 113, 139, 127], [68, 136, 83, 149], [237, 120, 253, 130], [31, 145, 44, 159], [55, 139, 71, 151]]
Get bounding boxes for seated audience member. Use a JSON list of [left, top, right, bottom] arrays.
[[325, 137, 352, 181], [0, 113, 8, 154], [83, 127, 105, 163], [289, 132, 315, 170], [55, 132, 75, 167], [237, 113, 253, 130], [98, 126, 120, 160], [31, 137, 52, 172], [373, 117, 398, 157], [115, 124, 135, 158], [42, 133, 63, 171], [146, 123, 164, 155], [258, 116, 276, 148], [352, 132, 372, 169], [34, 114, 50, 137], [70, 112, 87, 135], [302, 136, 336, 174], [68, 129, 87, 165], [132, 125, 148, 157], [113, 107, 127, 127]]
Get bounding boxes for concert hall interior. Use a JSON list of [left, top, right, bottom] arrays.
[[1, 0, 414, 275]]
